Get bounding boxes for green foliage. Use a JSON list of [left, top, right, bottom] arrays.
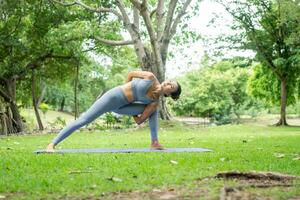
[[247, 64, 298, 106], [39, 102, 51, 115], [104, 112, 117, 128], [170, 59, 258, 124], [215, 0, 300, 108], [121, 115, 134, 128], [0, 0, 138, 119], [48, 116, 66, 130]]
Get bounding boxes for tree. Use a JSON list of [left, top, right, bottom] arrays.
[[0, 0, 86, 133], [52, 0, 198, 119], [170, 60, 253, 124], [216, 0, 300, 125]]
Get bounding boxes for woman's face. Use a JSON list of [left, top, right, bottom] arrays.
[[161, 80, 178, 95]]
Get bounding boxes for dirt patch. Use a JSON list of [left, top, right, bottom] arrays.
[[96, 186, 209, 200], [216, 171, 296, 186], [216, 171, 300, 200]]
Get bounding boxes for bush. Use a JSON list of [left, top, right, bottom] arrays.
[[121, 115, 134, 128], [48, 116, 66, 130], [171, 60, 254, 124], [39, 103, 51, 116], [87, 121, 107, 131], [104, 112, 117, 128]]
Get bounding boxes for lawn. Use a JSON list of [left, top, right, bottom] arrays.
[[1, 120, 300, 199]]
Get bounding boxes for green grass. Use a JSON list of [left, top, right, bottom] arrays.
[[1, 121, 300, 199]]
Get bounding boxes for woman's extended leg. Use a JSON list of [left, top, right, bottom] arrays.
[[51, 87, 128, 146], [113, 103, 159, 141]]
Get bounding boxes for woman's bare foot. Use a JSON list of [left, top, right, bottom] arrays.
[[46, 143, 55, 152], [151, 140, 165, 150]]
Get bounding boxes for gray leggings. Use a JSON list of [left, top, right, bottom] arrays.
[[52, 86, 158, 146]]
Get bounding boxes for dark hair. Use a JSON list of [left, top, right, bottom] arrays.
[[164, 81, 181, 100], [171, 81, 181, 100]]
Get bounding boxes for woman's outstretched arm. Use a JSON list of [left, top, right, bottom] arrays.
[[133, 102, 159, 125], [126, 71, 156, 82]]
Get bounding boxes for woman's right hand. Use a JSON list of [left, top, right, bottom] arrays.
[[133, 115, 142, 125]]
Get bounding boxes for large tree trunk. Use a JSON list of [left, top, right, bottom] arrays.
[[5, 106, 15, 134], [6, 78, 24, 132], [143, 48, 171, 120], [59, 97, 65, 112], [31, 70, 44, 130], [0, 100, 14, 134], [276, 78, 288, 126], [159, 97, 171, 119], [0, 101, 9, 135]]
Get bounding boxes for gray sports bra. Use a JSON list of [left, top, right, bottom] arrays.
[[131, 78, 158, 104]]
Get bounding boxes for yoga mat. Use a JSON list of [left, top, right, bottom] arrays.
[[34, 148, 212, 154]]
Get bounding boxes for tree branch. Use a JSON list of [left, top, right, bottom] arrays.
[[130, 0, 165, 78], [156, 0, 164, 39], [116, 0, 134, 29], [116, 0, 147, 67], [51, 0, 76, 6], [116, 0, 142, 43], [130, 0, 142, 10], [51, 0, 124, 21], [169, 0, 193, 38], [133, 5, 140, 31], [161, 0, 178, 42], [93, 35, 134, 46], [15, 52, 73, 80], [0, 88, 13, 103], [139, 1, 157, 42]]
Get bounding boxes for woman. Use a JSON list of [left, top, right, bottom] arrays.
[[46, 70, 181, 151]]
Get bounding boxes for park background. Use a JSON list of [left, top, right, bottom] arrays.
[[1, 0, 300, 199]]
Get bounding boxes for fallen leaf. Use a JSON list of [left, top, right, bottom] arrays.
[[0, 195, 5, 199], [152, 189, 161, 192], [168, 188, 175, 191], [274, 153, 285, 158], [170, 160, 178, 165], [292, 157, 300, 161], [90, 184, 97, 189], [107, 176, 122, 182]]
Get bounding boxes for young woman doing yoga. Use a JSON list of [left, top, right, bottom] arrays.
[[46, 71, 181, 151]]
